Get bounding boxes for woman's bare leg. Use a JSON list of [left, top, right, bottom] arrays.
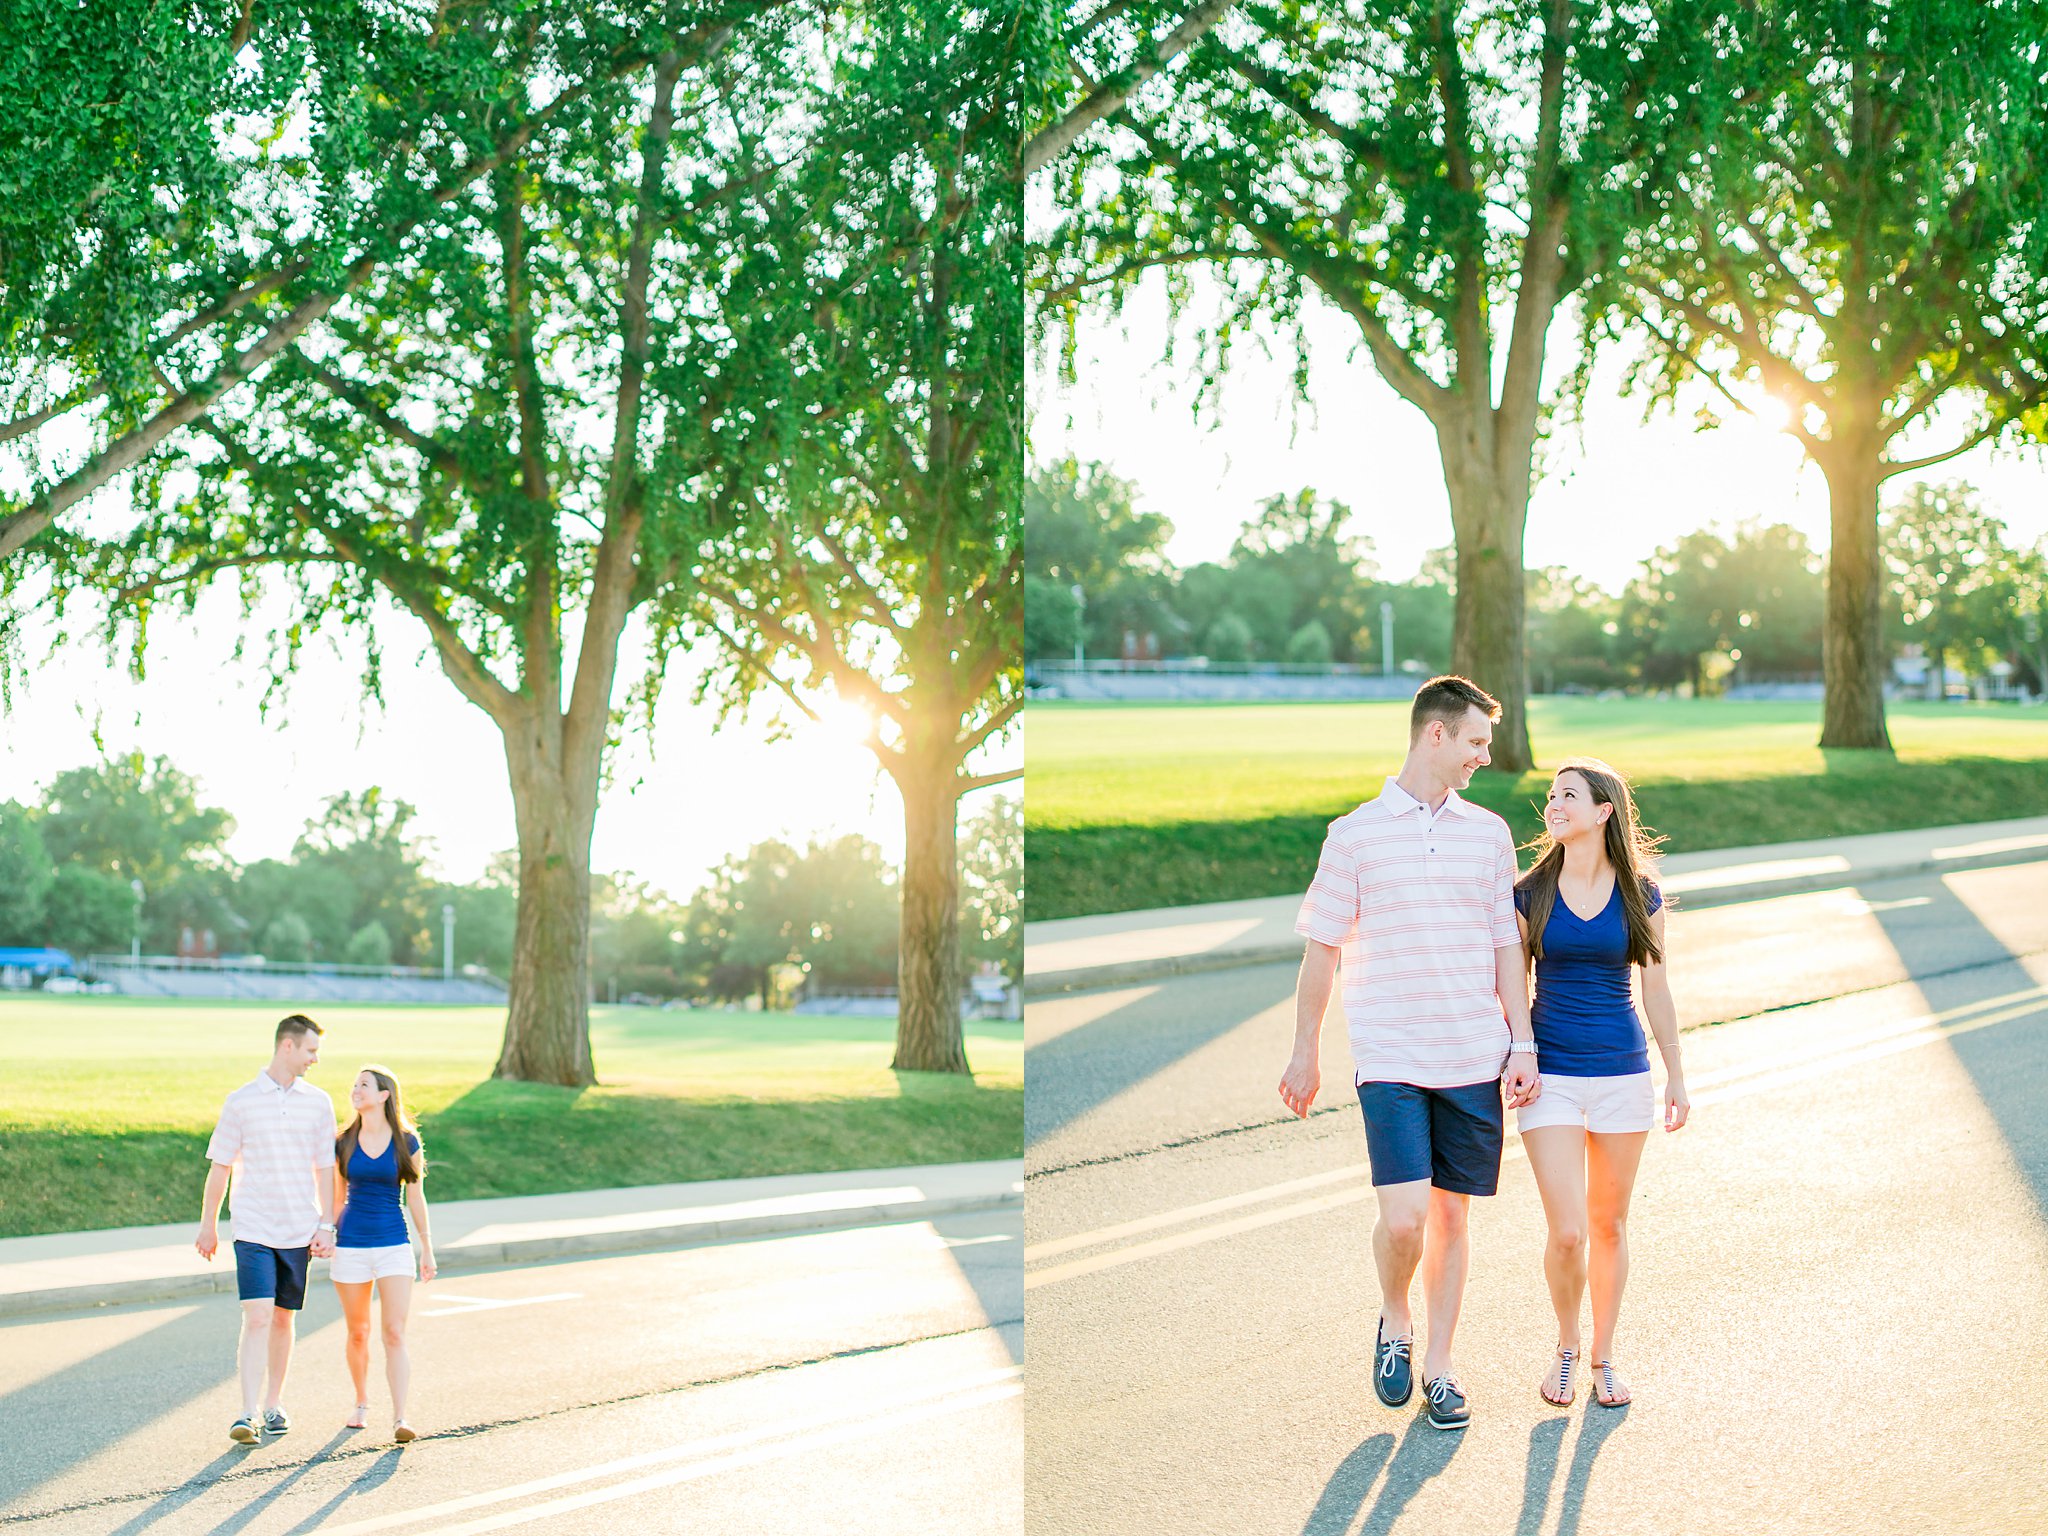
[[1586, 1129, 1648, 1402], [377, 1273, 415, 1422], [334, 1282, 374, 1424], [1522, 1126, 1590, 1353]]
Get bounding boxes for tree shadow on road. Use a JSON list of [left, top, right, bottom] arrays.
[[931, 1208, 1022, 1365], [0, 1299, 227, 1514], [1861, 873, 2048, 1217], [1026, 967, 1296, 1151], [1301, 1415, 1464, 1536]]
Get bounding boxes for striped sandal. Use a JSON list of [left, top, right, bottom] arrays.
[[1592, 1358, 1631, 1407], [1540, 1346, 1577, 1407]]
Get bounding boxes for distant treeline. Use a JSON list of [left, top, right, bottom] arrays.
[[1026, 462, 2048, 696], [0, 755, 1019, 1001]]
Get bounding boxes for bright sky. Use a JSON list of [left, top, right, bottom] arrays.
[[0, 583, 1020, 897], [1030, 272, 2048, 595]]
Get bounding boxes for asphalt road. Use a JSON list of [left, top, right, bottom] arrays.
[[1024, 863, 2048, 1535], [0, 1209, 1022, 1536]]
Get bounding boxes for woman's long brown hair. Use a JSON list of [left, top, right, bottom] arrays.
[[336, 1065, 425, 1185], [1515, 757, 1667, 969]]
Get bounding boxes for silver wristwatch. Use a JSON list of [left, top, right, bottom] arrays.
[[1506, 1040, 1538, 1056]]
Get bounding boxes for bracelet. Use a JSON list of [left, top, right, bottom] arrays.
[[1506, 1040, 1538, 1055]]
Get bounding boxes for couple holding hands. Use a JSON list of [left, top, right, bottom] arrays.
[[1279, 675, 1691, 1429], [194, 1014, 436, 1446]]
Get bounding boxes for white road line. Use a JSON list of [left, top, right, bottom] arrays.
[[422, 1292, 582, 1318], [411, 1383, 1025, 1535], [314, 1366, 1024, 1536], [1023, 1165, 1369, 1265], [1026, 983, 2047, 1291], [1026, 1189, 1373, 1290]]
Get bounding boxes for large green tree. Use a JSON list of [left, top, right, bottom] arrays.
[[1596, 0, 2048, 748], [8, 7, 807, 1086], [688, 0, 1021, 1073], [0, 1, 647, 562], [1037, 0, 1710, 770]]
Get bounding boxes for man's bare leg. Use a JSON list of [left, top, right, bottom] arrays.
[[1419, 1188, 1471, 1382], [237, 1301, 274, 1418], [1372, 1178, 1432, 1339], [264, 1306, 296, 1413]]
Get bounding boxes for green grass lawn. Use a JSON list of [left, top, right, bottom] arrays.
[[1028, 698, 2048, 918], [0, 999, 1022, 1238]]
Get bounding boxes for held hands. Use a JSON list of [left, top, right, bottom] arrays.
[[1500, 1055, 1541, 1110], [310, 1229, 337, 1260], [1663, 1077, 1691, 1132], [1278, 1052, 1321, 1119]]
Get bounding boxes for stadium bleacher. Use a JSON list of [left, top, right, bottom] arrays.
[[86, 962, 505, 1005]]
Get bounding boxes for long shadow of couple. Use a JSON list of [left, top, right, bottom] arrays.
[[1300, 1403, 1628, 1536]]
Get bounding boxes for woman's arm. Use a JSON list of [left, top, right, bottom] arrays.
[[406, 1174, 437, 1281], [1640, 907, 1689, 1131]]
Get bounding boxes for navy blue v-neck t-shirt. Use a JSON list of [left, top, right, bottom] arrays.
[[1515, 877, 1662, 1076]]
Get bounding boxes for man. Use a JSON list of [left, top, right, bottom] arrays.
[[1278, 675, 1539, 1431], [195, 1014, 340, 1445]]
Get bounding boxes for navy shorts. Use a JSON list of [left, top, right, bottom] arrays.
[[1355, 1079, 1505, 1196], [233, 1240, 311, 1311]]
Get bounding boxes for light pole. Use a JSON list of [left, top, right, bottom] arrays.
[[1071, 583, 1086, 668], [442, 903, 456, 980], [1380, 601, 1394, 677], [130, 878, 145, 963]]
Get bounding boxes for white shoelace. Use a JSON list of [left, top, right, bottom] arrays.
[[1379, 1336, 1411, 1378], [1427, 1374, 1462, 1406]]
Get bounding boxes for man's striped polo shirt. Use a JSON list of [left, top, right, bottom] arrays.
[[1295, 777, 1522, 1088], [205, 1072, 338, 1249]]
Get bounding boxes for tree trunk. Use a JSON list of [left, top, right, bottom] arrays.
[[494, 738, 598, 1087], [1442, 455, 1534, 773], [892, 760, 967, 1074], [1817, 447, 1894, 751], [1927, 644, 1944, 702]]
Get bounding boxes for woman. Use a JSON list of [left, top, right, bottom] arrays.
[[1513, 759, 1689, 1409], [331, 1065, 436, 1441]]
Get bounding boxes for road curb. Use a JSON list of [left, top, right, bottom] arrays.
[[1024, 845, 2048, 997], [0, 1189, 1022, 1322]]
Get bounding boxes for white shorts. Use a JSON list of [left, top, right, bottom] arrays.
[[1517, 1071, 1655, 1135], [329, 1244, 416, 1283]]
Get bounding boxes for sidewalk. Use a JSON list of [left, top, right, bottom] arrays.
[[0, 1159, 1024, 1320], [1024, 814, 2048, 995]]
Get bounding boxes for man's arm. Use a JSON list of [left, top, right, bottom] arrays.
[[1496, 941, 1540, 1109], [195, 1163, 231, 1260], [310, 1098, 340, 1258], [1279, 940, 1340, 1119]]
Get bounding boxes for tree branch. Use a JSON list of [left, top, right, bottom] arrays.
[[696, 572, 912, 730], [1882, 414, 2014, 477], [0, 384, 108, 445], [116, 551, 343, 603], [294, 352, 467, 482], [957, 767, 1022, 794], [1021, 0, 1234, 176], [958, 694, 1021, 759]]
